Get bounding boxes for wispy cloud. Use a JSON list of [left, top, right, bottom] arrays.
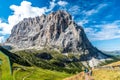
[[57, 1, 68, 7], [68, 5, 80, 15], [77, 19, 89, 26], [47, 0, 56, 12], [85, 20, 120, 41], [83, 3, 108, 16], [76, 3, 108, 26], [77, 3, 109, 33]]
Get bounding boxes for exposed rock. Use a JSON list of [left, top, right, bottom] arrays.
[[6, 10, 111, 67]]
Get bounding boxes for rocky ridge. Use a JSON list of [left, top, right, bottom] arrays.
[[6, 10, 110, 66]]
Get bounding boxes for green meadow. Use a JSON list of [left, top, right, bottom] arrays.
[[13, 64, 71, 80], [0, 51, 71, 80], [0, 51, 13, 80]]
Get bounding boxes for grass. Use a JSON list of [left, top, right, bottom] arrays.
[[3, 47, 120, 80], [13, 49, 84, 73], [13, 63, 71, 80], [64, 69, 120, 80], [0, 51, 71, 80], [0, 51, 13, 80], [64, 60, 120, 80], [105, 61, 120, 66], [92, 61, 120, 80], [92, 69, 120, 80]]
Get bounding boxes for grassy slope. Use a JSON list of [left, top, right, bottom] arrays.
[[13, 49, 84, 73], [64, 61, 120, 80], [64, 69, 120, 80], [105, 61, 120, 66], [13, 64, 71, 80], [0, 51, 71, 80], [1, 48, 120, 80], [0, 51, 13, 80], [92, 69, 120, 80]]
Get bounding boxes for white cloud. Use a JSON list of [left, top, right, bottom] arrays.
[[77, 19, 89, 26], [0, 1, 47, 35], [68, 5, 80, 15], [0, 36, 5, 43], [9, 1, 47, 26], [0, 19, 12, 34], [57, 1, 68, 7], [47, 0, 56, 12], [85, 20, 120, 41], [0, 0, 57, 36], [83, 3, 107, 16]]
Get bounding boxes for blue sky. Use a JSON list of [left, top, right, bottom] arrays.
[[0, 0, 120, 51]]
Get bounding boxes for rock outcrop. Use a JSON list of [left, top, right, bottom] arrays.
[[6, 10, 110, 64]]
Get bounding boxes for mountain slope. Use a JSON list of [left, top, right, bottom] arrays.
[[0, 51, 13, 80], [0, 50, 71, 80], [5, 10, 110, 67], [64, 69, 120, 80], [64, 61, 120, 80], [13, 64, 71, 80]]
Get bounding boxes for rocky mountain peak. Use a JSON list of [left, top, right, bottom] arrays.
[[6, 10, 109, 64]]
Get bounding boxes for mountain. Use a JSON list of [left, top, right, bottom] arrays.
[[104, 50, 120, 57], [5, 10, 111, 67]]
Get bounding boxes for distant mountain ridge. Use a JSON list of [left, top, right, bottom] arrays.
[[5, 10, 111, 67], [104, 50, 120, 56]]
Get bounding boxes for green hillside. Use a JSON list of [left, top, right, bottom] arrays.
[[0, 51, 13, 80], [13, 64, 71, 80], [13, 49, 85, 73], [0, 51, 71, 80], [0, 46, 87, 80]]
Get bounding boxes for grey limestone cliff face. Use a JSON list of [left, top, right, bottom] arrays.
[[6, 10, 109, 61]]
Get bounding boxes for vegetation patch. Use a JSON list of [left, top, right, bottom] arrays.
[[13, 63, 71, 80], [0, 51, 13, 80], [12, 49, 84, 74]]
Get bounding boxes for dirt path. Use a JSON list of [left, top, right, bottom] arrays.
[[64, 72, 84, 80], [64, 72, 94, 80], [85, 74, 94, 80], [13, 67, 35, 80], [13, 68, 21, 80], [22, 70, 34, 80]]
